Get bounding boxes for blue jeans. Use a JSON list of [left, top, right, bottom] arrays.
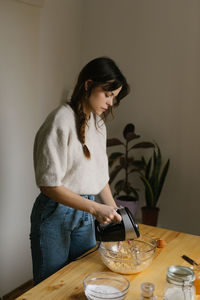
[[30, 193, 96, 285]]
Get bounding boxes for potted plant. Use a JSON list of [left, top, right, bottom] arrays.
[[107, 123, 154, 217], [139, 144, 170, 226]]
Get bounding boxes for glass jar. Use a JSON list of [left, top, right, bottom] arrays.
[[140, 282, 156, 300], [164, 265, 195, 300]]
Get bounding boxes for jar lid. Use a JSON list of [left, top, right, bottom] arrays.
[[167, 265, 195, 284]]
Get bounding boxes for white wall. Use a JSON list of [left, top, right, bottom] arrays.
[[0, 0, 40, 296], [0, 0, 83, 296], [38, 0, 83, 119], [0, 0, 200, 296], [81, 0, 200, 235]]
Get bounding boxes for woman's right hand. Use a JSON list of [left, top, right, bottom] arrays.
[[92, 203, 122, 224]]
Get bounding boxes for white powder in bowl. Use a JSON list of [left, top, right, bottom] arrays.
[[85, 284, 125, 300]]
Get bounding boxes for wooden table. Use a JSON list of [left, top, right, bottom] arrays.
[[17, 224, 200, 299]]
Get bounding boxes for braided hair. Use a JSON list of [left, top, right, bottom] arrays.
[[68, 56, 130, 159]]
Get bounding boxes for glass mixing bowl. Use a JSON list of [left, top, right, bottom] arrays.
[[98, 235, 157, 274], [83, 272, 130, 300]]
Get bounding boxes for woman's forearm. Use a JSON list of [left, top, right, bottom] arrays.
[[40, 185, 98, 215], [40, 185, 121, 223], [99, 183, 117, 208]]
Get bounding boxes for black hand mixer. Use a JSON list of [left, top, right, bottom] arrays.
[[72, 207, 140, 261], [95, 207, 140, 242]]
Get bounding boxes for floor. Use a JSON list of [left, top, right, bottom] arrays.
[[2, 280, 34, 300]]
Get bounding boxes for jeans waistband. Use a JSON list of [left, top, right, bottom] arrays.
[[80, 194, 95, 201]]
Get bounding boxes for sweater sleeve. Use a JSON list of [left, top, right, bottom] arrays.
[[33, 117, 69, 187]]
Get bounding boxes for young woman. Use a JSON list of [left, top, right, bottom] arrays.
[[30, 56, 130, 285]]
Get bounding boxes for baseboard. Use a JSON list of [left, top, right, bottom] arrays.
[[2, 279, 34, 300]]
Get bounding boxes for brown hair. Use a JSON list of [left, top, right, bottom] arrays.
[[68, 57, 130, 159]]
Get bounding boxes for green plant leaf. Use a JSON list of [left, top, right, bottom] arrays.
[[122, 182, 133, 196], [138, 143, 170, 208], [107, 123, 158, 203], [109, 165, 122, 184], [145, 157, 152, 180], [150, 146, 161, 203], [156, 159, 170, 204], [129, 142, 155, 150], [127, 157, 134, 164], [141, 156, 147, 167], [125, 132, 140, 142], [123, 123, 135, 139], [129, 187, 139, 200], [140, 174, 154, 207], [107, 138, 123, 147], [128, 160, 145, 174], [131, 160, 145, 169], [129, 167, 142, 174], [154, 146, 162, 203], [108, 152, 123, 168], [114, 179, 125, 195], [120, 157, 126, 168], [150, 150, 157, 181]]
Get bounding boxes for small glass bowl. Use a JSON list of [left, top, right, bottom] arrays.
[[98, 235, 157, 274], [83, 272, 130, 300]]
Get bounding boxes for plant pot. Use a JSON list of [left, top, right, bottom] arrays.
[[115, 196, 138, 218], [141, 206, 160, 226]]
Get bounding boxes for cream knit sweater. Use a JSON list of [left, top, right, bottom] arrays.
[[33, 104, 109, 195]]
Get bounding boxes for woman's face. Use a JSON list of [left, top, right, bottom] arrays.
[[83, 83, 122, 117]]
